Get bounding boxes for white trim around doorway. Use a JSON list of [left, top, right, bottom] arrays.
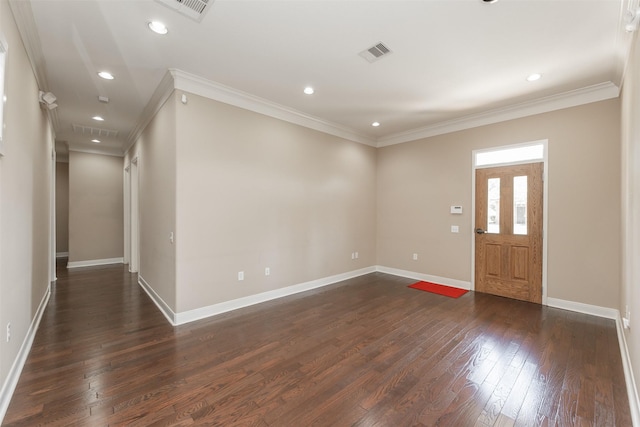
[[470, 139, 549, 304]]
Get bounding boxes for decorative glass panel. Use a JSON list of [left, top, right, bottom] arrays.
[[487, 178, 500, 234], [513, 176, 527, 235], [476, 143, 544, 167]]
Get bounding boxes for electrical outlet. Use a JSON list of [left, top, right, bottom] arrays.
[[265, 267, 270, 276], [238, 271, 244, 281], [413, 253, 418, 261], [6, 323, 10, 342]]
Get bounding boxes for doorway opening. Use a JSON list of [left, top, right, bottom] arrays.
[[129, 157, 139, 273], [471, 140, 548, 303], [124, 165, 130, 266]]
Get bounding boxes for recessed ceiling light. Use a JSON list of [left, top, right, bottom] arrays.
[[91, 139, 101, 143], [304, 87, 314, 95], [482, 0, 498, 3], [527, 73, 542, 82], [372, 122, 380, 127], [92, 116, 104, 121], [98, 71, 114, 80], [148, 21, 168, 35]]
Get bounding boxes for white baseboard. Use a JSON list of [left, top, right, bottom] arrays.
[[67, 257, 124, 269], [140, 266, 377, 326], [375, 265, 471, 290], [0, 284, 51, 424], [138, 275, 176, 325], [546, 297, 618, 319], [174, 266, 376, 325], [616, 314, 640, 427], [545, 297, 638, 426], [55, 252, 68, 258]]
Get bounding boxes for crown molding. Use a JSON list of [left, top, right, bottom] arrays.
[[8, 0, 60, 131], [129, 70, 621, 152], [127, 68, 377, 151], [377, 82, 621, 147], [124, 70, 175, 155], [8, 0, 47, 89], [169, 69, 377, 147], [614, 0, 640, 89]]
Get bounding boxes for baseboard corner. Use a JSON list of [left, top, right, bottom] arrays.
[[375, 265, 471, 290], [137, 275, 177, 326], [615, 313, 640, 427], [545, 297, 618, 319]]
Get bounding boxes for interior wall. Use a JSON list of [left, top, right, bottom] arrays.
[[68, 151, 123, 263], [0, 0, 53, 404], [377, 99, 621, 309], [126, 91, 177, 310], [55, 161, 69, 254], [174, 92, 377, 313], [621, 32, 640, 416]]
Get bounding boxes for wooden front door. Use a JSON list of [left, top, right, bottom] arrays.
[[475, 162, 543, 303]]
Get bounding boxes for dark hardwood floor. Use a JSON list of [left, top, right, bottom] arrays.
[[2, 260, 632, 426]]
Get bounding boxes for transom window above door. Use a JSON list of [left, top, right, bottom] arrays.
[[475, 142, 544, 168]]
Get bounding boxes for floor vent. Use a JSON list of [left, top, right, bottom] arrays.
[[359, 42, 392, 63], [72, 124, 119, 138], [155, 0, 212, 22]]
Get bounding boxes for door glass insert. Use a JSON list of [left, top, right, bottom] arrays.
[[513, 175, 527, 235], [487, 178, 500, 233]]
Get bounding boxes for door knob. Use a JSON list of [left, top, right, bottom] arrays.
[[475, 228, 486, 234]]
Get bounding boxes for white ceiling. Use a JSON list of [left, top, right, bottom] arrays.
[[9, 0, 637, 157]]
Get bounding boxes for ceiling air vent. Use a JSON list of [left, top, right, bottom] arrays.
[[72, 124, 119, 139], [154, 0, 212, 22], [359, 42, 392, 63]]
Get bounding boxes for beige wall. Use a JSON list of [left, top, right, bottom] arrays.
[[174, 92, 377, 312], [0, 0, 53, 400], [126, 92, 177, 310], [377, 99, 621, 309], [55, 162, 69, 254], [68, 152, 123, 262], [621, 33, 640, 414]]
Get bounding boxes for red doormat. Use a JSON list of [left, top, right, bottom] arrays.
[[408, 281, 468, 298]]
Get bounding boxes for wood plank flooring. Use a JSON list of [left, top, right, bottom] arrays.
[[2, 261, 632, 426]]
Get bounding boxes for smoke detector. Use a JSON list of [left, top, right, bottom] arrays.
[[38, 91, 58, 110]]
